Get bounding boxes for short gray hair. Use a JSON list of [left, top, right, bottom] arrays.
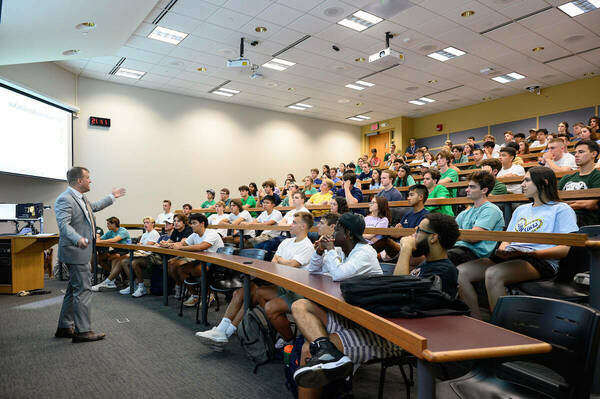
[[66, 166, 89, 185]]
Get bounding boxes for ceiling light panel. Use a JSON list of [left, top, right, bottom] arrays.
[[148, 26, 189, 45], [427, 47, 466, 62], [355, 80, 375, 87], [288, 105, 306, 110], [491, 72, 525, 83], [347, 117, 363, 121], [345, 84, 365, 90], [337, 10, 383, 32], [558, 1, 600, 17], [419, 97, 435, 103], [115, 67, 146, 79], [409, 100, 426, 105], [262, 58, 296, 71]]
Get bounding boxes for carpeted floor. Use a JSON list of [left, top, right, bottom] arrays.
[[0, 278, 415, 399]]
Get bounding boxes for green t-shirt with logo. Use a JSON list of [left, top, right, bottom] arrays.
[[425, 185, 454, 216], [491, 181, 508, 195], [559, 169, 600, 226], [440, 168, 459, 198], [241, 196, 257, 217]]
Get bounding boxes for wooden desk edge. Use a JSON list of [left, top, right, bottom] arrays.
[[422, 342, 552, 363]]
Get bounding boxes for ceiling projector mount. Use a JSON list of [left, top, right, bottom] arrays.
[[368, 31, 404, 66], [227, 37, 251, 68]]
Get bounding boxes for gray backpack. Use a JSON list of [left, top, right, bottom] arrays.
[[238, 306, 276, 373]]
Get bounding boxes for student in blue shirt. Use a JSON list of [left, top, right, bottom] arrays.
[[457, 167, 578, 319]]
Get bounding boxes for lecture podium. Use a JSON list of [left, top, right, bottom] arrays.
[[0, 235, 59, 294]]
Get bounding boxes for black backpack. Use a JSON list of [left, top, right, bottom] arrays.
[[238, 306, 277, 373]]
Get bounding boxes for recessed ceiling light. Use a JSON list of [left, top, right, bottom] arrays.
[[355, 114, 371, 120], [347, 117, 363, 121], [212, 91, 234, 97], [337, 10, 383, 32], [532, 46, 544, 52], [197, 67, 207, 72], [427, 47, 466, 62], [115, 67, 145, 79], [355, 80, 374, 87], [288, 105, 306, 110], [296, 103, 313, 108], [355, 57, 366, 62], [219, 88, 240, 94], [255, 26, 267, 33], [62, 49, 80, 56], [419, 97, 435, 103], [461, 10, 475, 17], [409, 100, 426, 105], [558, 1, 600, 17], [324, 7, 344, 17], [427, 79, 438, 84], [75, 22, 96, 31], [345, 83, 365, 90], [148, 26, 188, 45], [355, 102, 363, 106], [262, 58, 296, 71], [337, 98, 350, 104], [492, 72, 525, 83], [287, 87, 296, 92]]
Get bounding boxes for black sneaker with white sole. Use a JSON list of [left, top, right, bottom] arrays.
[[293, 338, 353, 388]]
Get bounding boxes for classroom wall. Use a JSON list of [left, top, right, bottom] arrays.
[[0, 62, 360, 233]]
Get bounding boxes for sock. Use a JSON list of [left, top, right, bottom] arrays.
[[225, 323, 236, 338], [216, 317, 232, 333]]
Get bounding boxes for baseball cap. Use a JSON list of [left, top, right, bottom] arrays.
[[206, 189, 215, 195], [164, 216, 174, 224], [337, 213, 367, 244]]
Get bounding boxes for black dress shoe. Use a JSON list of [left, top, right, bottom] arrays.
[[72, 331, 106, 343], [55, 327, 75, 338]]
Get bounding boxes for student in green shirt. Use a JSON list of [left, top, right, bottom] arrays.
[[303, 176, 318, 196], [384, 143, 397, 162], [394, 165, 416, 187], [451, 145, 468, 165], [201, 189, 216, 215], [481, 158, 508, 195], [238, 185, 257, 217], [422, 169, 454, 216], [436, 150, 459, 197]]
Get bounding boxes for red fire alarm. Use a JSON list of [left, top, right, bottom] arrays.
[[435, 124, 443, 131]]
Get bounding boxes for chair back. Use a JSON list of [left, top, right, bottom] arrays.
[[379, 263, 396, 276], [492, 296, 600, 398], [217, 246, 235, 255], [239, 248, 267, 261]]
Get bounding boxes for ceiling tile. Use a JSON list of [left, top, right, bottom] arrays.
[[156, 11, 203, 32], [116, 46, 166, 64], [256, 3, 304, 26], [579, 48, 600, 67], [169, 0, 219, 20], [126, 35, 177, 55], [287, 14, 330, 35], [276, 0, 326, 12], [309, 0, 358, 22], [209, 8, 254, 29], [222, 0, 274, 17], [388, 5, 438, 28], [545, 56, 598, 78]]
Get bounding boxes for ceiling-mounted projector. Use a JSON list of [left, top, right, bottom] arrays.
[[227, 37, 251, 68], [369, 32, 404, 67]]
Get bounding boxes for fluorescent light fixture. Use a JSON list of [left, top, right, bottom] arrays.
[[288, 105, 306, 110], [419, 97, 435, 103], [409, 100, 426, 105], [115, 67, 146, 79], [295, 103, 312, 108], [355, 115, 371, 120], [347, 117, 363, 121], [262, 58, 296, 71], [219, 88, 240, 94], [558, 0, 600, 17], [345, 84, 365, 90], [148, 26, 189, 45], [337, 10, 382, 32], [355, 80, 374, 87], [427, 47, 466, 62], [212, 91, 234, 97], [492, 72, 525, 83]]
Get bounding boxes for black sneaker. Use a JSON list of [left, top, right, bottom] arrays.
[[293, 338, 353, 388]]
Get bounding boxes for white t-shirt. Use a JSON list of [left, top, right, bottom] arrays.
[[274, 237, 315, 269], [307, 243, 383, 281], [531, 140, 547, 149], [506, 202, 578, 272], [156, 212, 174, 224], [553, 152, 577, 169], [136, 229, 161, 255], [228, 210, 255, 237], [208, 213, 230, 236], [184, 229, 224, 252], [256, 209, 283, 237], [282, 206, 310, 225], [483, 151, 500, 160], [497, 164, 526, 193]]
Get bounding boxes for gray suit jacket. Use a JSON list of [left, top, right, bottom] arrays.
[[55, 188, 114, 264]]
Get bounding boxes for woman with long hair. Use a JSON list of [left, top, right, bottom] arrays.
[[557, 121, 570, 137], [329, 197, 349, 214], [518, 140, 529, 155], [369, 168, 382, 189], [457, 167, 578, 319], [422, 151, 437, 168], [303, 176, 318, 195], [248, 182, 258, 198], [394, 165, 415, 187], [462, 143, 474, 157], [321, 164, 330, 179], [580, 126, 600, 144], [363, 196, 390, 244]]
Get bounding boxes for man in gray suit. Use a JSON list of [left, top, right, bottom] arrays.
[[54, 166, 126, 342]]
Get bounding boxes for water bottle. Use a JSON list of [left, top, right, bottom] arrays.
[[283, 344, 293, 365]]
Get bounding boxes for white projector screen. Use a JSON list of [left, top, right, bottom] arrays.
[[0, 83, 72, 181]]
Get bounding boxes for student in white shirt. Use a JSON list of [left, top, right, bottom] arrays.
[[531, 129, 549, 149], [220, 199, 255, 244], [482, 140, 499, 160], [247, 195, 283, 247], [172, 213, 224, 307], [196, 212, 315, 350], [497, 146, 525, 193], [156, 200, 174, 224], [457, 167, 578, 319], [207, 201, 230, 237], [280, 191, 310, 226], [539, 138, 577, 172]]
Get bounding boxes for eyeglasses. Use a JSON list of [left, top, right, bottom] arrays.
[[416, 226, 435, 235]]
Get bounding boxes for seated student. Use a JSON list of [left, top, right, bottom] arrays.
[[514, 133, 526, 143], [558, 121, 571, 137], [393, 165, 415, 188], [219, 188, 232, 208], [238, 185, 257, 217], [590, 116, 600, 134], [247, 195, 283, 247], [373, 184, 429, 259], [292, 213, 458, 394], [482, 140, 498, 160], [457, 167, 578, 319], [369, 148, 381, 168], [423, 169, 454, 216], [337, 163, 346, 177], [485, 135, 502, 154], [405, 137, 418, 156], [358, 162, 372, 181], [92, 217, 132, 291], [311, 168, 322, 186], [308, 179, 336, 217], [207, 201, 230, 237], [443, 139, 453, 152], [330, 197, 349, 214], [504, 141, 525, 165], [258, 179, 282, 206], [409, 149, 425, 165], [384, 143, 397, 162], [377, 169, 404, 201], [281, 181, 299, 206], [156, 200, 174, 224], [334, 171, 363, 205], [117, 216, 161, 297], [517, 140, 530, 155], [466, 136, 480, 150], [195, 212, 315, 349], [280, 192, 311, 226], [497, 146, 526, 194], [447, 171, 505, 266], [369, 168, 382, 189], [171, 213, 224, 307], [451, 145, 468, 164], [539, 137, 577, 172], [467, 148, 485, 169], [248, 182, 259, 198], [481, 158, 509, 195], [161, 214, 193, 299], [462, 143, 474, 157], [559, 140, 600, 227], [500, 131, 514, 148], [220, 199, 255, 245], [422, 151, 437, 168], [182, 203, 193, 218], [579, 125, 600, 145], [303, 176, 318, 196], [436, 150, 459, 197], [321, 165, 331, 180], [328, 168, 341, 184], [572, 122, 584, 141], [201, 189, 216, 210], [363, 197, 390, 244], [157, 216, 174, 243], [531, 128, 549, 149], [526, 128, 537, 144]]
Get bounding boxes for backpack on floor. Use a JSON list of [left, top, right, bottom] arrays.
[[238, 306, 277, 373]]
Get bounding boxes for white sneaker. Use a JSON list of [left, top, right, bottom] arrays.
[[183, 295, 199, 307], [91, 279, 117, 292], [132, 284, 148, 298], [195, 327, 228, 351], [120, 285, 135, 295]]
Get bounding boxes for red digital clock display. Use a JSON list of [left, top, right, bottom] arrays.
[[89, 116, 111, 127]]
